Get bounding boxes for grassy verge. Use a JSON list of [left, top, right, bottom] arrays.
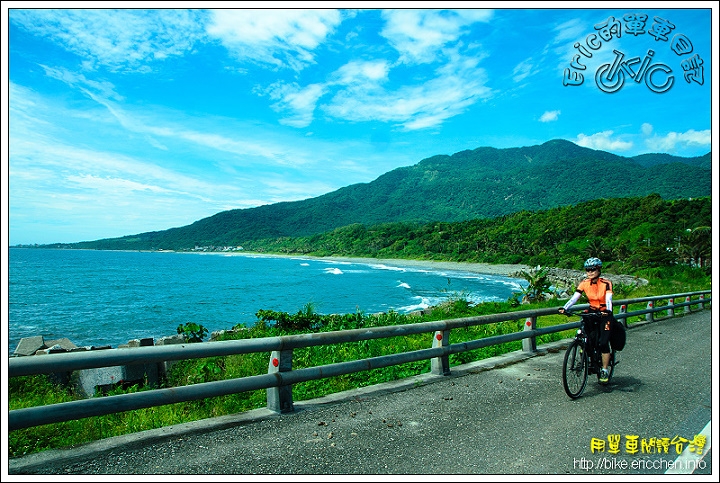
[[8, 266, 711, 457]]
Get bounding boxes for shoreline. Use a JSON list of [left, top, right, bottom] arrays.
[[188, 250, 531, 278]]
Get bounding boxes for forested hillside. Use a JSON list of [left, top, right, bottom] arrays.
[[238, 194, 712, 272], [40, 139, 711, 251]]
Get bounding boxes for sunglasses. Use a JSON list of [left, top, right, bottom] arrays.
[[585, 267, 599, 272]]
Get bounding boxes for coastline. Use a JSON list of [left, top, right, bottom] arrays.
[[191, 250, 531, 278], [313, 255, 531, 277]]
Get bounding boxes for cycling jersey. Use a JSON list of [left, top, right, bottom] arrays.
[[575, 276, 613, 311]]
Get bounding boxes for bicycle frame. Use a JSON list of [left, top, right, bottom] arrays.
[[562, 311, 616, 399]]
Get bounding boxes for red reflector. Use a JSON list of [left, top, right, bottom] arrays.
[[272, 358, 279, 367], [436, 333, 442, 340]]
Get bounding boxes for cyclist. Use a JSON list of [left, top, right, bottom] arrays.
[[558, 257, 618, 383]]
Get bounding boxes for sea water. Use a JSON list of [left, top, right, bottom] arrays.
[[7, 248, 525, 354]]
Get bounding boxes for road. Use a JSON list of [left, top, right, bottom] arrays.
[[7, 309, 714, 476]]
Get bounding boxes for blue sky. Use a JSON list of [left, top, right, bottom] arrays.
[[3, 4, 716, 245]]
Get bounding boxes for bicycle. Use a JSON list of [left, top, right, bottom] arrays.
[[561, 310, 618, 399]]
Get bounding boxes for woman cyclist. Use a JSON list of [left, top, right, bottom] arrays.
[[558, 257, 619, 383]]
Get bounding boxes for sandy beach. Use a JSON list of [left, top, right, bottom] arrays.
[[217, 252, 532, 278]]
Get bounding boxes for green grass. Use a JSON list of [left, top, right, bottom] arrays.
[[8, 266, 711, 457]]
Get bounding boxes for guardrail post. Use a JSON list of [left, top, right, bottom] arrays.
[[685, 296, 691, 314], [667, 298, 675, 318], [522, 317, 537, 352], [267, 349, 294, 413], [618, 305, 627, 327], [646, 301, 654, 322], [431, 330, 450, 375], [699, 294, 705, 310]]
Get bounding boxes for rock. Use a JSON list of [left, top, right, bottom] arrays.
[[13, 335, 46, 357]]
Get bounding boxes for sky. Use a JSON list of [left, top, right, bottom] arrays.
[[2, 3, 717, 246]]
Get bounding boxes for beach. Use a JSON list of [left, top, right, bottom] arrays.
[[294, 255, 531, 278], [193, 251, 532, 277]]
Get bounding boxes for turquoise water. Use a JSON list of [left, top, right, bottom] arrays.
[[7, 248, 525, 353]]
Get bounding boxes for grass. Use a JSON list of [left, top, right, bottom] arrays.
[[8, 265, 711, 458]]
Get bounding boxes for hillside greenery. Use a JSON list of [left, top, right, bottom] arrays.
[[32, 140, 711, 251], [214, 194, 712, 274]]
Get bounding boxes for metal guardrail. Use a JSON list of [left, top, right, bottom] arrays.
[[8, 290, 711, 431]]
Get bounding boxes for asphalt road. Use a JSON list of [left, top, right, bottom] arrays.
[[7, 309, 714, 477]]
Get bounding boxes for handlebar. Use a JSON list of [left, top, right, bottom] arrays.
[[558, 309, 608, 318]]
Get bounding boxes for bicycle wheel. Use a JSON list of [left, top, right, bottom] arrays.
[[563, 339, 588, 399]]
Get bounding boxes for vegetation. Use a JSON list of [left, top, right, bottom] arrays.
[[235, 194, 712, 274], [8, 264, 710, 458], [176, 322, 208, 343], [8, 191, 712, 458]]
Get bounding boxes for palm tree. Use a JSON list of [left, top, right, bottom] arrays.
[[515, 266, 553, 304], [677, 226, 711, 268]]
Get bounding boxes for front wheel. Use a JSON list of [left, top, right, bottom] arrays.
[[563, 339, 588, 399]]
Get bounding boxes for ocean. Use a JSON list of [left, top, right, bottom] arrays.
[[7, 248, 525, 354]]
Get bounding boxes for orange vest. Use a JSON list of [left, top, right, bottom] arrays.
[[576, 277, 613, 310]]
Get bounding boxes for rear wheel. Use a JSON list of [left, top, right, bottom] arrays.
[[563, 339, 588, 399]]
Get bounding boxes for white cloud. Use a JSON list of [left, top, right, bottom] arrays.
[[539, 110, 560, 122], [551, 18, 588, 45], [324, 67, 492, 131], [206, 9, 343, 70], [10, 9, 205, 72], [260, 81, 328, 128], [512, 58, 534, 83], [380, 9, 492, 65], [641, 123, 653, 136], [332, 60, 390, 85], [644, 129, 711, 154], [575, 131, 633, 152]]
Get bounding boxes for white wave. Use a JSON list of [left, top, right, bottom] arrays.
[[324, 267, 343, 275], [299, 263, 310, 266], [369, 264, 406, 272], [397, 282, 411, 289], [319, 259, 352, 265], [397, 296, 430, 313]]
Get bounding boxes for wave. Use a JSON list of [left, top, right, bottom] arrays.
[[369, 264, 406, 272], [396, 296, 431, 313], [324, 267, 343, 275], [397, 282, 411, 289]]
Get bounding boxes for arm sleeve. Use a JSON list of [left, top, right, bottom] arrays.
[[606, 291, 613, 311], [563, 291, 582, 311]]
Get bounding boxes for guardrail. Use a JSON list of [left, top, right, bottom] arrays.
[[8, 290, 711, 431]]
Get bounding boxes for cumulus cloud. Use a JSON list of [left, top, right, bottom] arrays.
[[539, 110, 560, 122], [644, 129, 711, 154], [575, 131, 633, 151]]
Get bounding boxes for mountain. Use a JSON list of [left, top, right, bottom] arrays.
[[52, 139, 711, 251]]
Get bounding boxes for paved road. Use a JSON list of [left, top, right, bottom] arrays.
[[8, 310, 714, 476]]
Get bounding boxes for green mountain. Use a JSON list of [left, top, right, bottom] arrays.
[[50, 139, 711, 251]]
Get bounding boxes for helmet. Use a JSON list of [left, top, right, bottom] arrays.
[[584, 257, 602, 270]]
